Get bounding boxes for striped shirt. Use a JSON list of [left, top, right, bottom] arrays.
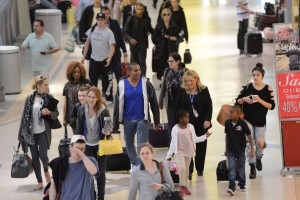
[[235, 0, 249, 21]]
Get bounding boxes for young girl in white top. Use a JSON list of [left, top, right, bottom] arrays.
[[166, 109, 212, 196]]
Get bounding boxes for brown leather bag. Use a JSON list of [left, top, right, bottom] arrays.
[[217, 104, 244, 126]]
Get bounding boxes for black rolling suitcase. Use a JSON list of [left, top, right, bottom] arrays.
[[58, 126, 71, 157], [148, 123, 170, 148], [244, 31, 263, 57], [106, 147, 131, 171]]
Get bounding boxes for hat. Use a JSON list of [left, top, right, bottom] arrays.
[[71, 135, 86, 144], [96, 13, 105, 20]]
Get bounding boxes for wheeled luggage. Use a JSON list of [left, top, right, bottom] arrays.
[[58, 126, 71, 157], [216, 160, 228, 181], [148, 123, 170, 148], [244, 31, 263, 57], [106, 147, 131, 171]]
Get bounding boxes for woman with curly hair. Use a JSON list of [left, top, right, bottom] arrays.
[[63, 61, 92, 133]]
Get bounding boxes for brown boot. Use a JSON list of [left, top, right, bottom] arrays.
[[44, 171, 51, 183]]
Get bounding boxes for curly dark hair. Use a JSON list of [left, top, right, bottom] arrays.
[[66, 61, 87, 81]]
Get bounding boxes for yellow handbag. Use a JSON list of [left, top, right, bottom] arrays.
[[98, 135, 123, 156]]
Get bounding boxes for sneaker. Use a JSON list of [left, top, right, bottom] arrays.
[[249, 163, 256, 179], [180, 186, 191, 196], [240, 186, 246, 192], [256, 158, 262, 171], [227, 188, 235, 195]]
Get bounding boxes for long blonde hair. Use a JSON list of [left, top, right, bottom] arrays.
[[181, 70, 206, 93]]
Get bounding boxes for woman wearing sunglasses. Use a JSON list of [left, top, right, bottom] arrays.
[[152, 8, 179, 80]]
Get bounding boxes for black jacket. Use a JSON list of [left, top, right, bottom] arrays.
[[75, 104, 110, 141], [171, 6, 188, 42], [108, 18, 127, 60], [79, 5, 95, 42], [124, 15, 153, 48], [122, 4, 151, 29], [152, 20, 179, 58], [176, 87, 212, 135]]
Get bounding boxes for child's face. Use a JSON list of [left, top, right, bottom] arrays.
[[180, 113, 189, 124], [78, 90, 87, 104], [229, 109, 239, 120]]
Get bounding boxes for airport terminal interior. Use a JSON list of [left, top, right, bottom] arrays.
[[0, 0, 300, 199]]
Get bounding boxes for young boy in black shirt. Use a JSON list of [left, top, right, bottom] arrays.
[[224, 105, 255, 195]]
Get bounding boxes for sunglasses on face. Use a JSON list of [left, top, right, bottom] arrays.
[[163, 13, 171, 16]]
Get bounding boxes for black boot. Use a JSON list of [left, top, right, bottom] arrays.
[[256, 157, 262, 171], [249, 163, 256, 179]]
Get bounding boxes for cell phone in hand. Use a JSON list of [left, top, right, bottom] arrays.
[[206, 132, 212, 137], [40, 51, 46, 55]]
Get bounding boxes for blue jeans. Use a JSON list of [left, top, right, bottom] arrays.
[[123, 118, 149, 165], [227, 150, 246, 190]]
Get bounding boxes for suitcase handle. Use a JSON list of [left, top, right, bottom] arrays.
[[64, 126, 68, 139]]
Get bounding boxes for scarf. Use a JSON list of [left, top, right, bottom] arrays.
[[166, 67, 184, 101], [20, 92, 35, 145]]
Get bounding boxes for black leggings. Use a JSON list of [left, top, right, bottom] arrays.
[[29, 131, 49, 183]]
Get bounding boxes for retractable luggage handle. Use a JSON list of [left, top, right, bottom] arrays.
[[64, 125, 68, 139], [153, 109, 165, 129]]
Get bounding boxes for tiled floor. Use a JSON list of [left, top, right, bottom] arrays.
[[0, 0, 300, 199]]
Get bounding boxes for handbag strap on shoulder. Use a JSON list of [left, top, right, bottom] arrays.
[[158, 161, 164, 184]]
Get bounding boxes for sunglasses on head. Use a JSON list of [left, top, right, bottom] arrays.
[[163, 13, 171, 16]]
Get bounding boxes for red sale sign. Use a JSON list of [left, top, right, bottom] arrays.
[[277, 73, 300, 119]]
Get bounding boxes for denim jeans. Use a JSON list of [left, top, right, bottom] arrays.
[[227, 150, 246, 190], [123, 118, 149, 165], [244, 120, 266, 164]]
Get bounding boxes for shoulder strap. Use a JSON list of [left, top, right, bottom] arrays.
[[158, 161, 164, 184], [91, 24, 97, 33]]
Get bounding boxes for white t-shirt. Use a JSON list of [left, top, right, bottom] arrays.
[[86, 26, 116, 61], [235, 0, 250, 21], [32, 97, 46, 134]]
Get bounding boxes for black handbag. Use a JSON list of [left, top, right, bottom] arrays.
[[11, 141, 33, 178], [183, 49, 192, 64], [49, 118, 62, 129], [155, 162, 184, 200]]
